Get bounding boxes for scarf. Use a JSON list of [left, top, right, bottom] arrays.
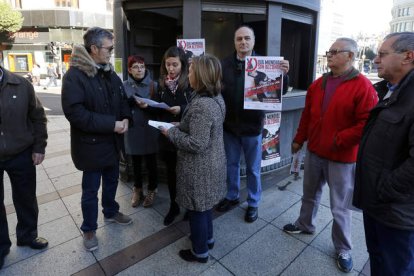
[[165, 75, 179, 95]]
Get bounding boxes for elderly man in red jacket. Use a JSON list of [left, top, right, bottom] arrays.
[[283, 37, 378, 273]]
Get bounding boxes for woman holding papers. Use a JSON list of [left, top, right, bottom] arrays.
[[123, 55, 159, 208], [160, 54, 226, 263], [153, 46, 193, 226]]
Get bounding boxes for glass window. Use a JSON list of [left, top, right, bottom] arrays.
[[54, 0, 78, 8], [7, 0, 21, 9]]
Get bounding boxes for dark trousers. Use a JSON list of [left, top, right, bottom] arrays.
[[80, 164, 120, 232], [363, 212, 414, 276], [189, 209, 213, 258], [161, 151, 177, 203], [0, 148, 38, 254], [131, 154, 158, 191]]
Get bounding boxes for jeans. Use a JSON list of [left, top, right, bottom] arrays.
[[364, 213, 414, 276], [0, 147, 38, 253], [131, 154, 158, 191], [224, 131, 262, 207], [80, 164, 120, 232], [189, 209, 213, 258]]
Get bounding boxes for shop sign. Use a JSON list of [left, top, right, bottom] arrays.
[[9, 30, 49, 43]]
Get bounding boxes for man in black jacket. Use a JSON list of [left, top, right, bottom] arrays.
[[62, 27, 132, 252], [216, 26, 289, 222], [353, 32, 414, 275], [0, 66, 48, 270]]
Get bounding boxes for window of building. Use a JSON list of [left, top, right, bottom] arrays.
[[407, 7, 410, 16], [7, 0, 21, 9], [54, 0, 79, 8], [398, 9, 401, 17]]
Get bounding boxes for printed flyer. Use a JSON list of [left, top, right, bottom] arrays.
[[176, 39, 205, 58], [261, 112, 281, 167], [244, 56, 284, 111]]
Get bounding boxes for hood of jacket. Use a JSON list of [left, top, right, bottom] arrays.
[[70, 44, 113, 78]]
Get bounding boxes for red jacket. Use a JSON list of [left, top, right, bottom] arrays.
[[294, 68, 378, 163]]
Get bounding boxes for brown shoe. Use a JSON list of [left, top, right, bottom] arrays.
[[143, 190, 157, 208], [131, 187, 143, 208]]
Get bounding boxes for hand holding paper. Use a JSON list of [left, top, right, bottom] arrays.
[[134, 96, 170, 109], [148, 120, 175, 130]]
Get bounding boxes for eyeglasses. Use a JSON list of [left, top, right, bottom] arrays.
[[98, 45, 114, 52], [131, 64, 145, 70], [376, 51, 405, 59], [325, 49, 351, 56]]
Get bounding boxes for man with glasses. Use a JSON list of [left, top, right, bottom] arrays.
[[354, 32, 414, 275], [61, 27, 132, 252], [283, 37, 377, 273]]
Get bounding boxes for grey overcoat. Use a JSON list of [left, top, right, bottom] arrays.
[[168, 93, 226, 212]]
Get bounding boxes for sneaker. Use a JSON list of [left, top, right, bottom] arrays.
[[83, 232, 98, 252], [337, 252, 353, 273], [143, 190, 157, 208], [131, 187, 144, 208], [283, 223, 314, 234], [215, 198, 239, 212], [105, 212, 132, 225]]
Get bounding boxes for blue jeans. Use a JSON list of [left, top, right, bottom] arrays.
[[363, 213, 414, 276], [0, 147, 38, 252], [80, 165, 120, 232], [224, 131, 262, 207], [189, 209, 213, 258]]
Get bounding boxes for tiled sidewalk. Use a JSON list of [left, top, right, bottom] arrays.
[[1, 116, 370, 276]]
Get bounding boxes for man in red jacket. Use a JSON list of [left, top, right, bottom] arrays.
[[282, 38, 378, 273]]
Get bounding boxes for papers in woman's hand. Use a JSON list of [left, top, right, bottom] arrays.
[[134, 96, 170, 109], [148, 120, 174, 130]]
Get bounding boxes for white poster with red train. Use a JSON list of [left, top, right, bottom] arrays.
[[244, 56, 284, 111], [261, 112, 281, 167], [176, 39, 205, 58]]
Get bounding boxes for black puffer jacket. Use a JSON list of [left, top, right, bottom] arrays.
[[353, 69, 414, 230], [221, 52, 289, 136], [152, 83, 192, 151], [61, 45, 131, 171]]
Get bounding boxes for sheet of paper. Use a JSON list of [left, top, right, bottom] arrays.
[[134, 96, 170, 109], [148, 120, 175, 130]]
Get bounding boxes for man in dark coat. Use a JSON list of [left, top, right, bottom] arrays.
[[353, 32, 414, 275], [215, 25, 289, 223], [0, 66, 48, 270], [61, 27, 132, 252]]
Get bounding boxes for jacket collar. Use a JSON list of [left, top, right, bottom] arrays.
[[126, 70, 151, 86], [70, 44, 114, 78], [321, 66, 360, 90], [0, 66, 22, 89]]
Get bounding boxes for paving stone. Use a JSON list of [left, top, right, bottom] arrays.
[[209, 207, 267, 260], [220, 224, 307, 275], [281, 246, 359, 276], [117, 237, 216, 276]]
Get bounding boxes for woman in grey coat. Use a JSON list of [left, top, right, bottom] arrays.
[[123, 55, 159, 208], [161, 54, 226, 263]]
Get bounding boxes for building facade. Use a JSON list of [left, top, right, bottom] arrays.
[[0, 0, 113, 76], [391, 0, 414, 32], [114, 0, 321, 173]]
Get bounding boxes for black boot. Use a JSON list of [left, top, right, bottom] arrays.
[[164, 202, 180, 226]]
